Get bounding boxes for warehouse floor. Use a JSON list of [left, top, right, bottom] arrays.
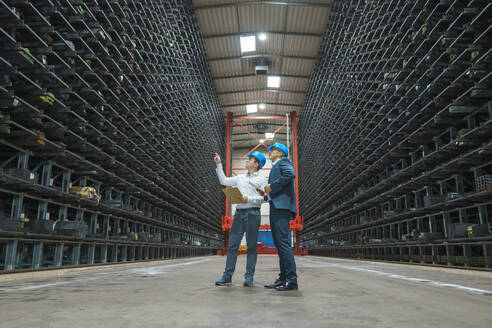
[[1, 256, 491, 328]]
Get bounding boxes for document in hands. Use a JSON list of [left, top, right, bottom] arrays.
[[222, 187, 243, 204]]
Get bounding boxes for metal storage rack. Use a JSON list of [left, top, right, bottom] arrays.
[[299, 0, 492, 267], [0, 0, 225, 271]]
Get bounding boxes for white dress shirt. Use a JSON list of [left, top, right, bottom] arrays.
[[216, 163, 267, 209]]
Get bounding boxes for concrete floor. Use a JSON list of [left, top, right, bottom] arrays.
[[0, 255, 491, 328]]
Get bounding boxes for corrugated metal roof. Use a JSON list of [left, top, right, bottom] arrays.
[[222, 104, 301, 115], [208, 58, 244, 77], [277, 77, 310, 92], [285, 6, 331, 33], [255, 34, 284, 56], [281, 57, 316, 75], [192, 0, 236, 6], [288, 0, 334, 4], [195, 6, 238, 35], [283, 35, 322, 57], [218, 92, 246, 105], [215, 75, 309, 93], [215, 75, 267, 92], [219, 90, 304, 106], [204, 36, 240, 58], [244, 90, 279, 104], [238, 4, 287, 32], [193, 0, 330, 148], [278, 92, 305, 104]]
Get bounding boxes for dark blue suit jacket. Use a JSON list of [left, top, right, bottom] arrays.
[[268, 157, 297, 215]]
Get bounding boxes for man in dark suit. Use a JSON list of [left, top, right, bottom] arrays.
[[262, 142, 298, 291]]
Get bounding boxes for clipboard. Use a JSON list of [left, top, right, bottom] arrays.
[[222, 187, 243, 204]]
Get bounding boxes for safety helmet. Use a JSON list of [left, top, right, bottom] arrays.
[[268, 142, 288, 157], [247, 151, 266, 169]]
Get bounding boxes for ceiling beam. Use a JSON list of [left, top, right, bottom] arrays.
[[214, 73, 310, 80], [221, 102, 303, 108], [232, 145, 287, 152], [217, 88, 306, 95], [233, 132, 287, 136], [233, 138, 287, 143], [234, 122, 288, 127], [203, 30, 323, 39], [208, 54, 318, 62], [234, 115, 288, 120], [193, 1, 334, 10]]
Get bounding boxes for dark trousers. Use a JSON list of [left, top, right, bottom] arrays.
[[270, 205, 297, 283]]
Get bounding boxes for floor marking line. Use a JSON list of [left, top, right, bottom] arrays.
[[299, 258, 492, 296], [0, 258, 214, 293]]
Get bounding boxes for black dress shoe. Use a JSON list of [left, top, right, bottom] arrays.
[[264, 279, 285, 289], [276, 282, 298, 291]]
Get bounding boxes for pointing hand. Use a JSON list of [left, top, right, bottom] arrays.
[[214, 152, 221, 164]]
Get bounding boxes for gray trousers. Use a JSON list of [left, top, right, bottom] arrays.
[[222, 208, 261, 279]]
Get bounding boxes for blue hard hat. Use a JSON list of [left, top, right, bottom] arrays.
[[247, 151, 266, 169], [268, 142, 288, 157]]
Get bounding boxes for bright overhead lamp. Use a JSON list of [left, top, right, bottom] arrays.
[[240, 35, 256, 53], [267, 76, 280, 88], [258, 33, 267, 41], [259, 103, 266, 109], [259, 139, 265, 143], [265, 133, 275, 139], [246, 104, 258, 113]]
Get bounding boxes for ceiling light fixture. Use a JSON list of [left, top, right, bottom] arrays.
[[267, 76, 280, 88], [240, 35, 256, 53], [259, 103, 266, 109], [265, 133, 275, 139], [246, 104, 258, 113], [258, 33, 267, 41]]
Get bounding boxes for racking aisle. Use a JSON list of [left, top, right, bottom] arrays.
[[0, 0, 225, 271], [299, 0, 492, 267]]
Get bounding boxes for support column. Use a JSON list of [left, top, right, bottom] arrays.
[[223, 112, 233, 254], [32, 242, 43, 268], [88, 244, 95, 264], [41, 162, 53, 186], [62, 171, 71, 193], [5, 240, 18, 270], [291, 111, 301, 255], [54, 243, 63, 267], [11, 195, 23, 218], [37, 201, 48, 220], [72, 244, 81, 265]]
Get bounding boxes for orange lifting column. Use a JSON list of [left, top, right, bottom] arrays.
[[221, 216, 232, 231], [220, 112, 234, 255], [220, 215, 233, 255], [290, 111, 306, 255]]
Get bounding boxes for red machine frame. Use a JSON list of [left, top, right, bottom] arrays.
[[219, 112, 306, 256]]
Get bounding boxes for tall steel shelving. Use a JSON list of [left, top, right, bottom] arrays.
[[0, 0, 225, 271], [299, 0, 492, 267]]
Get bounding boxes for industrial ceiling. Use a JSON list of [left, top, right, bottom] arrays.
[[192, 0, 333, 149]]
